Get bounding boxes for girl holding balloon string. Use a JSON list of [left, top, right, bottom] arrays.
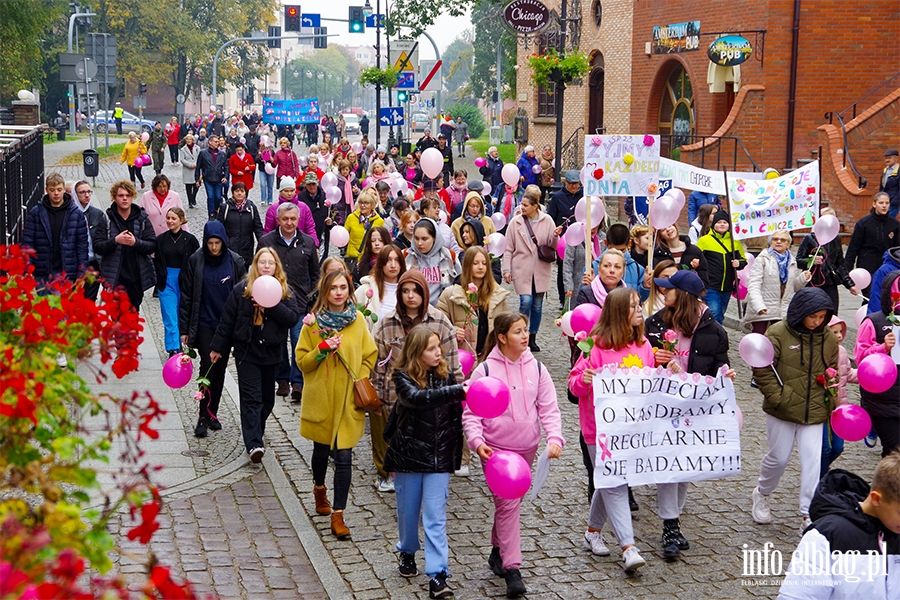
[[462, 311, 564, 598], [568, 287, 653, 573], [209, 247, 301, 463], [383, 324, 467, 598]]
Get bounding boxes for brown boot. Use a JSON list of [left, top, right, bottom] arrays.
[[313, 485, 331, 515], [330, 510, 351, 539]]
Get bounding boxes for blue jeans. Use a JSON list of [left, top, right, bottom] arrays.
[[159, 267, 182, 352], [204, 181, 224, 216], [705, 289, 732, 324], [821, 421, 844, 475], [277, 319, 303, 386], [259, 170, 275, 205], [517, 291, 545, 334], [394, 472, 451, 578]]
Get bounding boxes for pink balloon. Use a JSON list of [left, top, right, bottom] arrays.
[[486, 232, 506, 256], [251, 275, 283, 308], [739, 333, 775, 368], [482, 182, 492, 196], [459, 349, 475, 378], [574, 197, 605, 225], [421, 148, 444, 179], [848, 268, 871, 290], [390, 178, 403, 196], [556, 237, 567, 260], [264, 163, 275, 175], [570, 303, 602, 337], [666, 188, 686, 208], [474, 157, 487, 168], [830, 404, 873, 442], [649, 196, 680, 230], [745, 253, 756, 270], [738, 266, 751, 286], [298, 155, 308, 168], [564, 222, 585, 247], [531, 164, 542, 174], [141, 154, 151, 167], [484, 450, 532, 499], [466, 376, 511, 419], [133, 155, 144, 167], [501, 164, 519, 188], [490, 212, 507, 230], [735, 404, 744, 431], [321, 172, 337, 189], [559, 311, 575, 337], [140, 132, 149, 143], [854, 305, 868, 328], [858, 353, 897, 394], [813, 214, 840, 245], [351, 142, 362, 153], [162, 354, 194, 389], [330, 225, 350, 248], [734, 282, 748, 300], [325, 186, 342, 203]]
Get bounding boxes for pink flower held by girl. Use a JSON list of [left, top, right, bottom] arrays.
[[574, 331, 587, 342], [365, 288, 374, 299], [467, 283, 478, 293], [302, 313, 316, 327], [193, 391, 204, 401], [663, 329, 678, 343]]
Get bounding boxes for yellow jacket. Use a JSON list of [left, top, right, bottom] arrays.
[[344, 210, 385, 259], [297, 312, 377, 448], [120, 140, 147, 167]]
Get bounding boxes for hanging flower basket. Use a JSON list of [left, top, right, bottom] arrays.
[[527, 49, 590, 90]]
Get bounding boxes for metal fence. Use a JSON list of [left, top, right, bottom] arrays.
[[1, 126, 44, 245]]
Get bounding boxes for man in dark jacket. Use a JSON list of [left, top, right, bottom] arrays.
[[436, 134, 454, 186], [297, 171, 330, 261], [22, 172, 89, 287], [195, 135, 229, 217], [879, 149, 899, 218], [92, 180, 157, 311], [416, 129, 437, 152], [259, 202, 320, 401], [359, 113, 369, 136], [73, 180, 108, 300], [547, 170, 583, 307], [215, 183, 263, 265]]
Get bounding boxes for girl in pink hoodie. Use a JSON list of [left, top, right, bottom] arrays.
[[822, 315, 858, 474], [568, 287, 655, 573], [462, 311, 564, 598]]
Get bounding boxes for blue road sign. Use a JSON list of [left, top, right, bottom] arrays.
[[395, 71, 415, 89], [379, 107, 404, 126], [365, 13, 384, 28], [301, 14, 321, 27]]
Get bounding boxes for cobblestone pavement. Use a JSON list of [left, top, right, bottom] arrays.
[[57, 141, 883, 599]]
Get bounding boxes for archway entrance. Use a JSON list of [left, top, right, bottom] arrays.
[[657, 64, 694, 158]]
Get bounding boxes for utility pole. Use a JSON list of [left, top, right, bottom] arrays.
[[67, 7, 95, 135]]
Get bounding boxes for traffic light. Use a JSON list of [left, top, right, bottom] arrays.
[[397, 90, 408, 103], [268, 25, 281, 48], [139, 82, 147, 95], [348, 6, 365, 33], [284, 5, 300, 32], [314, 27, 328, 49]]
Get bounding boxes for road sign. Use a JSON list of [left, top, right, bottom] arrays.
[[58, 53, 85, 83], [133, 97, 146, 110], [419, 59, 443, 92], [365, 13, 384, 28], [75, 81, 100, 95], [75, 58, 98, 81], [395, 71, 415, 89], [379, 107, 404, 126], [389, 39, 418, 73], [85, 33, 117, 85], [301, 13, 320, 27]]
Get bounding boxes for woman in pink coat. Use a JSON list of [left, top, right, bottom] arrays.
[[140, 173, 187, 237], [273, 137, 300, 187], [501, 185, 561, 352]]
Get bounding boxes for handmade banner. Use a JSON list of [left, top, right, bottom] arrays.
[[727, 161, 819, 240], [583, 134, 661, 198], [592, 367, 741, 488], [262, 97, 320, 125], [659, 157, 726, 195]]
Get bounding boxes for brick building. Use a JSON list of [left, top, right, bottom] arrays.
[[516, 0, 900, 224]]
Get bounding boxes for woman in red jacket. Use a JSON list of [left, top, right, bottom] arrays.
[[166, 117, 181, 165], [273, 137, 300, 187], [229, 143, 256, 192]]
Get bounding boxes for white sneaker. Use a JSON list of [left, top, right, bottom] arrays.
[[800, 516, 812, 536], [622, 546, 646, 572], [376, 476, 395, 493], [582, 530, 611, 556], [454, 465, 470, 477], [249, 447, 265, 463], [751, 487, 772, 524]]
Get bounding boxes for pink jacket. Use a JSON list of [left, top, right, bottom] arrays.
[[447, 183, 468, 211], [263, 195, 318, 244], [829, 316, 857, 406], [139, 189, 187, 237], [854, 318, 893, 366], [568, 340, 656, 441], [501, 212, 559, 295], [274, 147, 300, 179], [462, 347, 565, 453]]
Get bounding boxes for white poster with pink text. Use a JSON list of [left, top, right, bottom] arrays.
[[591, 367, 742, 488]]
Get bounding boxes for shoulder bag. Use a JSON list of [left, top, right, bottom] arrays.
[[524, 217, 557, 263], [337, 352, 381, 412]]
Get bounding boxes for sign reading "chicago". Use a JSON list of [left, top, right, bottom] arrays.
[[504, 0, 551, 34]]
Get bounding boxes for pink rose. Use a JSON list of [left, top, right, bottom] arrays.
[[467, 283, 477, 293], [825, 367, 837, 378], [690, 258, 700, 268], [193, 391, 204, 401], [663, 329, 678, 343], [365, 288, 374, 299], [179, 354, 191, 365], [574, 331, 587, 342], [302, 313, 316, 327]]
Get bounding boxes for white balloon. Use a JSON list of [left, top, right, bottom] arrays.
[[501, 164, 520, 188], [565, 222, 586, 246], [574, 197, 605, 225], [848, 268, 871, 290], [482, 182, 492, 196], [421, 147, 444, 179], [321, 172, 338, 189], [486, 232, 507, 256], [439, 210, 448, 225], [560, 311, 575, 337]]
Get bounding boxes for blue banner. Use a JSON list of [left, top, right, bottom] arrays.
[[262, 97, 320, 125]]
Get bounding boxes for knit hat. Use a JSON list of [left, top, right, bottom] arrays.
[[376, 145, 387, 154], [712, 209, 730, 227], [278, 176, 296, 192]]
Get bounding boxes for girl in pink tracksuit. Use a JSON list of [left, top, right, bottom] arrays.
[[462, 311, 564, 598], [568, 287, 655, 572], [822, 315, 858, 474]]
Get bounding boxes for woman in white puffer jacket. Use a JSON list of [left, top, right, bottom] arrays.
[[743, 231, 811, 334]]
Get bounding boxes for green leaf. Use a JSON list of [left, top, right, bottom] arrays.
[[196, 377, 211, 388], [51, 436, 81, 461], [576, 340, 593, 354], [370, 314, 378, 323]]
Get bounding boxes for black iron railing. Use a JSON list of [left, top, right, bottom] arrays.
[[560, 125, 584, 172], [658, 133, 760, 172], [1, 126, 45, 245], [836, 70, 900, 121]]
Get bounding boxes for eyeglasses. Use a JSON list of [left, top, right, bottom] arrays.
[[772, 238, 791, 243], [76, 189, 92, 195]]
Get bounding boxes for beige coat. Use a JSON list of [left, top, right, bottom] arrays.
[[297, 312, 378, 448], [502, 211, 559, 295], [744, 250, 810, 325], [436, 283, 510, 350]]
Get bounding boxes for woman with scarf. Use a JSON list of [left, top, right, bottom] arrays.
[[515, 146, 539, 189], [363, 159, 392, 188], [140, 174, 187, 237], [273, 137, 300, 188], [179, 221, 246, 438], [796, 206, 859, 311], [743, 232, 811, 334], [451, 191, 496, 248], [345, 188, 386, 267], [446, 170, 470, 214], [228, 142, 256, 193], [179, 134, 201, 209], [502, 187, 561, 352], [405, 218, 461, 306], [493, 182, 523, 230], [154, 207, 199, 357], [296, 270, 378, 539], [257, 138, 276, 206], [334, 160, 360, 227]]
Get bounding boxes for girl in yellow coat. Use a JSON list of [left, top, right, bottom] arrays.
[[297, 269, 377, 539]]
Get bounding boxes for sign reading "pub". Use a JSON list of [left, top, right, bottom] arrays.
[[504, 0, 551, 34], [708, 35, 753, 66]]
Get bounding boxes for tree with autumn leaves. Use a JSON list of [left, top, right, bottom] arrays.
[[0, 245, 203, 599]]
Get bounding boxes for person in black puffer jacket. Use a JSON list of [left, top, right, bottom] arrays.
[[215, 183, 263, 265], [653, 227, 710, 288], [210, 248, 301, 461], [643, 269, 733, 560], [383, 324, 464, 596], [844, 192, 900, 299]]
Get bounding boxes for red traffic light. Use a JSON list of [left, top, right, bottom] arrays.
[[287, 6, 297, 15]]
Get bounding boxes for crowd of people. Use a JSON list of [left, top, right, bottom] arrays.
[[19, 132, 900, 598]]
